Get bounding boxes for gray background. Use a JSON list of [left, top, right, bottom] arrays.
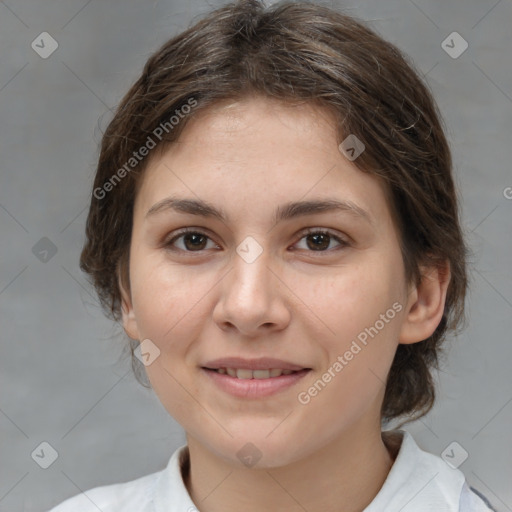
[[1, 0, 511, 510]]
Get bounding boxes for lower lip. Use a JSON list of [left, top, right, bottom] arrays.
[[201, 368, 311, 398]]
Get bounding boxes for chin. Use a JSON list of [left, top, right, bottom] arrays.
[[202, 432, 309, 470]]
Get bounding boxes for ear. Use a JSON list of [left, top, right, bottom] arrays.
[[118, 266, 140, 341], [399, 259, 451, 344]]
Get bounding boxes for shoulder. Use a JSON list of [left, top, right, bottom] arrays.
[[368, 430, 496, 512], [47, 444, 192, 512], [47, 470, 160, 512], [404, 436, 496, 511], [459, 482, 498, 512]]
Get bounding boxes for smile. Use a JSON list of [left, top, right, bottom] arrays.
[[201, 367, 311, 398], [207, 368, 298, 379]]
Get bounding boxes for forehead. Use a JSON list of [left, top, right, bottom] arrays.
[[134, 96, 394, 229]]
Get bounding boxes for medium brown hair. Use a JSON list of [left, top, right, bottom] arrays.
[[80, 0, 468, 424]]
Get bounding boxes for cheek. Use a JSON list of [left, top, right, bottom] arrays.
[[128, 256, 219, 410], [304, 257, 404, 401], [316, 257, 403, 336], [130, 254, 215, 342]]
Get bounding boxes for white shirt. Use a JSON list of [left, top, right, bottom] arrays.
[[48, 430, 495, 511]]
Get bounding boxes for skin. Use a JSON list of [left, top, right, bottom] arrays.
[[119, 95, 450, 512]]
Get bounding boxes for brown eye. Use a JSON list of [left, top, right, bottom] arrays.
[[306, 232, 330, 251], [165, 229, 217, 252], [181, 233, 208, 251], [295, 229, 348, 252], [164, 227, 348, 255]]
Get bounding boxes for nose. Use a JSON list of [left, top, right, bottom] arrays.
[[212, 243, 291, 338]]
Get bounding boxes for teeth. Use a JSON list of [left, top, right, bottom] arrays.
[[236, 369, 253, 379], [214, 368, 299, 379], [253, 370, 270, 379]]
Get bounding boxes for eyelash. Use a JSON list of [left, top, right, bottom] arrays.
[[163, 227, 349, 255]]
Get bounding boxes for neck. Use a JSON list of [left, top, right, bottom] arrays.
[[183, 423, 397, 512]]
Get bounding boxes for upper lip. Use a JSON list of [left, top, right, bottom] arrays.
[[202, 357, 309, 371]]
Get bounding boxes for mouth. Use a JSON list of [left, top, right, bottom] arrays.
[[200, 357, 312, 399], [200, 357, 312, 398], [202, 367, 307, 379]]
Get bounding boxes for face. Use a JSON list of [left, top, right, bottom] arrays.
[[120, 96, 418, 468]]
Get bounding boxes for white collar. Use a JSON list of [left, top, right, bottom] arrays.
[[364, 429, 465, 511], [152, 429, 466, 511]]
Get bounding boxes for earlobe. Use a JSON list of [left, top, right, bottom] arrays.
[[399, 260, 451, 345]]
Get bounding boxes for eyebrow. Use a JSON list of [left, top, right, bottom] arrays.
[[145, 195, 373, 225]]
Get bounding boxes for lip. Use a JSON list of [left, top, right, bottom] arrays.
[[201, 367, 311, 398], [202, 356, 308, 371]]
